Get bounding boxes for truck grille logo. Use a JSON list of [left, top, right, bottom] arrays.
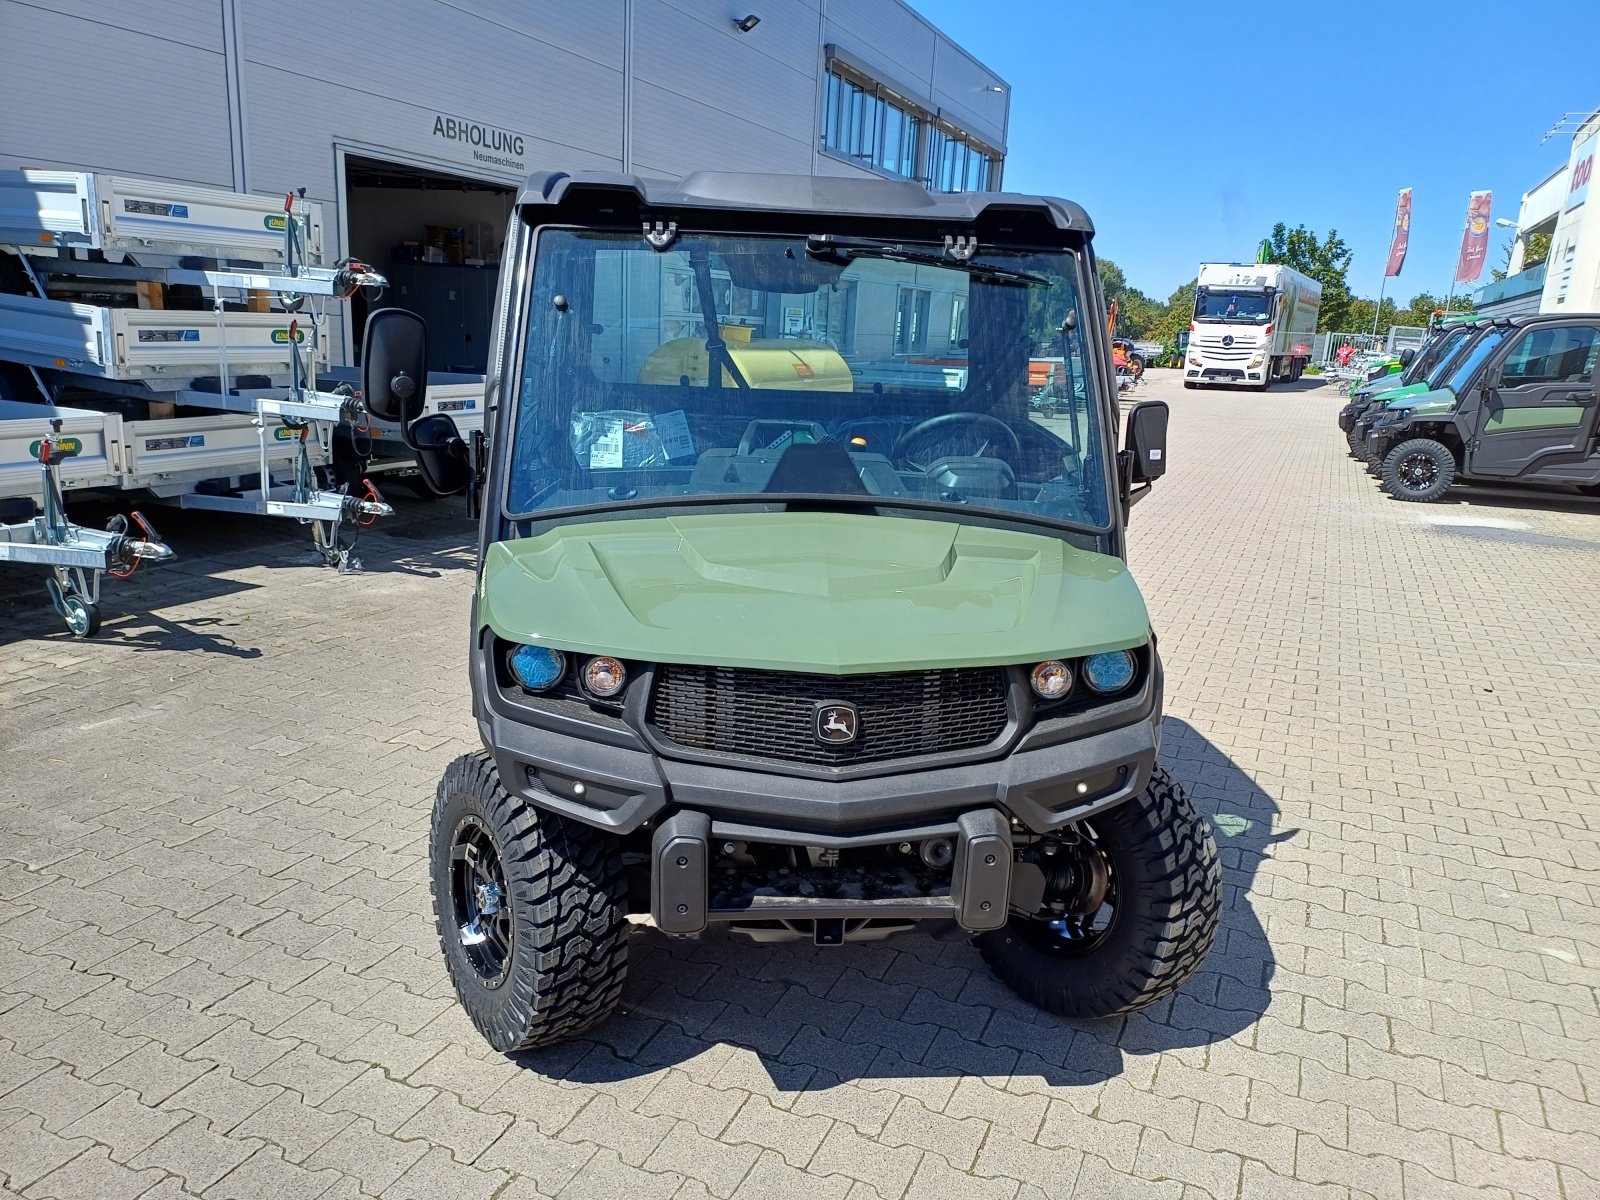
[[1222, 335, 1234, 347], [814, 702, 859, 745]]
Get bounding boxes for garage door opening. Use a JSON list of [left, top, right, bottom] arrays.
[[343, 155, 514, 373]]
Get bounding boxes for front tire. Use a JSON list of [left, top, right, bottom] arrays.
[[977, 766, 1220, 1019], [1381, 438, 1456, 502], [430, 752, 629, 1052]]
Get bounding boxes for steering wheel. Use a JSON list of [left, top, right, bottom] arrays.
[[894, 412, 1023, 471]]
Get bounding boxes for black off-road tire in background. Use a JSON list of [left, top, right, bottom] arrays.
[[1381, 438, 1456, 503], [430, 752, 629, 1052], [976, 766, 1220, 1019]]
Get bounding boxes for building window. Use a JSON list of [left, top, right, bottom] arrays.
[[926, 127, 997, 194], [823, 70, 922, 181], [949, 296, 968, 345], [895, 287, 931, 355], [822, 60, 1002, 192]]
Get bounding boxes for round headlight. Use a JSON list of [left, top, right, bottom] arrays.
[[1083, 650, 1136, 694], [509, 645, 566, 691], [582, 656, 627, 698], [1030, 660, 1073, 700]]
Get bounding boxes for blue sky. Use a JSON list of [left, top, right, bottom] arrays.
[[909, 0, 1600, 303]]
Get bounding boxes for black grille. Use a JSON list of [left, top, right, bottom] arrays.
[[647, 664, 1011, 767]]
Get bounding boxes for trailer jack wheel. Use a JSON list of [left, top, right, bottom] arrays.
[[45, 572, 102, 639]]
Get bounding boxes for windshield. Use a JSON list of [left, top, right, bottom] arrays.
[[1423, 330, 1484, 388], [1407, 328, 1467, 382], [1194, 289, 1271, 323], [1442, 328, 1507, 392], [505, 228, 1112, 535]]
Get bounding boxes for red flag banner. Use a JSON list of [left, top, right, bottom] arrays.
[[1385, 188, 1412, 278], [1454, 191, 1492, 283]]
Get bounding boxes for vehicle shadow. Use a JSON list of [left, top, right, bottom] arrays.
[[1401, 484, 1600, 518], [516, 716, 1283, 1094]]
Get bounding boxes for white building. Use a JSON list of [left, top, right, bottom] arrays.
[[1541, 109, 1600, 313], [0, 0, 1009, 369]]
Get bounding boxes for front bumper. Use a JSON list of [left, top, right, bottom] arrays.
[[650, 807, 1013, 936], [471, 644, 1164, 839]]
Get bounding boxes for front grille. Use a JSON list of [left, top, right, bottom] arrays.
[[647, 664, 1011, 767]]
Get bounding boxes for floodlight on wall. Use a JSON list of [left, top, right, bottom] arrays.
[[982, 85, 1005, 93], [735, 14, 760, 32]]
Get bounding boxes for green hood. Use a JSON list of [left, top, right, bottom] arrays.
[[478, 511, 1149, 674], [1356, 374, 1417, 401], [1387, 386, 1457, 415]]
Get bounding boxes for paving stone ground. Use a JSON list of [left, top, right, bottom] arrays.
[[1, 369, 1597, 1199]]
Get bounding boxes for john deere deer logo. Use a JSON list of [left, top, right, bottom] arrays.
[[814, 702, 859, 745]]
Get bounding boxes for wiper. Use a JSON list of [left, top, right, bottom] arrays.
[[806, 234, 1048, 287]]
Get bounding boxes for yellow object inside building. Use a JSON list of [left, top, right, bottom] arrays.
[[638, 328, 854, 392]]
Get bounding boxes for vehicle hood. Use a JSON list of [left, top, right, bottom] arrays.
[[478, 511, 1149, 674], [1356, 375, 1417, 401], [1387, 386, 1457, 414]]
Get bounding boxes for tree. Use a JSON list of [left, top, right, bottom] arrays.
[[1147, 278, 1198, 350], [1524, 230, 1552, 269], [1261, 223, 1354, 331], [1491, 230, 1553, 281]]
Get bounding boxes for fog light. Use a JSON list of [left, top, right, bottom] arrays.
[[509, 645, 566, 691], [1030, 660, 1072, 700], [583, 656, 627, 697], [1083, 650, 1136, 694]]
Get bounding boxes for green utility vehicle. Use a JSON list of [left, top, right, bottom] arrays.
[[1365, 314, 1600, 502], [1341, 322, 1482, 459], [362, 171, 1219, 1051]]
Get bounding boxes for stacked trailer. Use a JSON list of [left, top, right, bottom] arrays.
[[0, 172, 394, 632]]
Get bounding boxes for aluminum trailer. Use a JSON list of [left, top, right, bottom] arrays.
[[0, 171, 392, 567], [0, 412, 173, 637]]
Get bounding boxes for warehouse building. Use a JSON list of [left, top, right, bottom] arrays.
[[0, 0, 1010, 370]]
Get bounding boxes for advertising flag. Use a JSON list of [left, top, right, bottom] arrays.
[[1454, 191, 1492, 283], [1385, 188, 1412, 277]]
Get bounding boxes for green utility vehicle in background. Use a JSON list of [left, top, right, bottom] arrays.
[[362, 170, 1219, 1051], [1364, 313, 1600, 502], [1343, 322, 1484, 461]]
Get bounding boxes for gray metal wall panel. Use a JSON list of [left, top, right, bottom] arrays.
[[822, 2, 936, 95], [9, 0, 223, 51], [630, 80, 812, 179], [238, 62, 623, 203], [237, 0, 626, 179], [0, 1, 234, 184], [931, 37, 1007, 149], [631, 0, 820, 169]]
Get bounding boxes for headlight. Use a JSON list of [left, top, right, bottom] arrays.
[[1249, 354, 1264, 368], [1030, 660, 1073, 700], [509, 645, 567, 691], [582, 656, 627, 697], [1083, 650, 1136, 694]]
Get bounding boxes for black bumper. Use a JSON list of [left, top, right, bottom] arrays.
[[650, 807, 1013, 935], [471, 646, 1164, 839]]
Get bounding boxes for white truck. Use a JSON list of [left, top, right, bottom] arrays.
[[1183, 262, 1321, 389]]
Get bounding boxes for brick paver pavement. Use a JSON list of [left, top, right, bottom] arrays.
[[1, 369, 1597, 1198]]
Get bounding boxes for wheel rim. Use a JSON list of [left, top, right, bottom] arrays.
[[63, 598, 90, 637], [1397, 452, 1439, 491], [451, 818, 513, 987], [1019, 826, 1118, 957]]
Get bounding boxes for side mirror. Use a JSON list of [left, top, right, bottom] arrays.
[[362, 308, 471, 497], [1126, 401, 1168, 483], [410, 414, 473, 497], [363, 309, 429, 431], [1399, 347, 1416, 367]]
